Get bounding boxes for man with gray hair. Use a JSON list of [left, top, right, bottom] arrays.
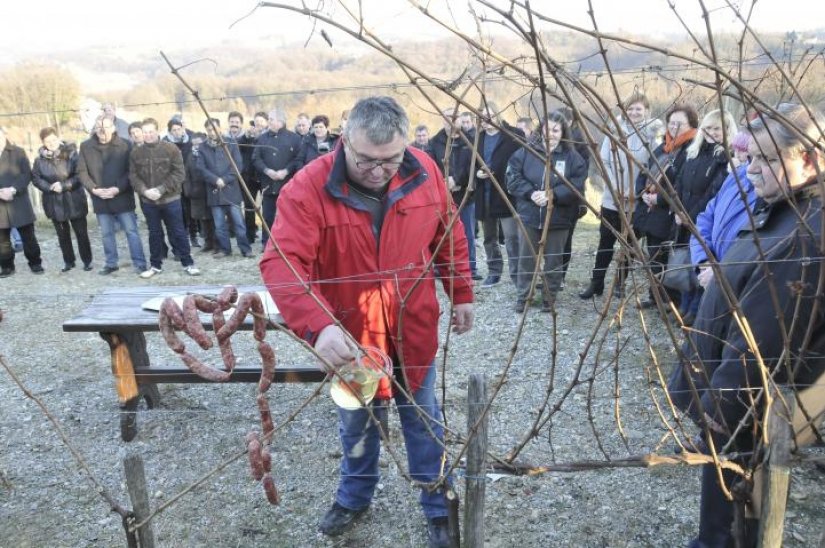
[[260, 96, 474, 547], [251, 107, 302, 248]]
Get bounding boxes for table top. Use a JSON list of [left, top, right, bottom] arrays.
[[62, 285, 283, 333]]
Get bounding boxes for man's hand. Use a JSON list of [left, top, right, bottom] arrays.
[[274, 169, 288, 181], [216, 178, 226, 190], [50, 181, 63, 193], [451, 303, 474, 334], [0, 188, 14, 201], [476, 168, 489, 179], [447, 175, 457, 192], [697, 265, 714, 289], [530, 190, 548, 207], [144, 188, 162, 201], [315, 325, 356, 370]]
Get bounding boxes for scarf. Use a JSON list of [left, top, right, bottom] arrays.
[[664, 127, 697, 153]]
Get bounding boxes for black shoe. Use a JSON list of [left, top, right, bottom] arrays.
[[471, 272, 483, 281], [30, 264, 45, 274], [0, 267, 14, 278], [578, 281, 604, 299], [83, 263, 93, 271], [61, 262, 76, 273], [318, 502, 368, 537], [541, 295, 556, 313], [682, 311, 696, 326], [514, 300, 526, 313], [638, 299, 656, 310], [426, 516, 450, 548], [98, 266, 119, 275], [481, 275, 500, 288]]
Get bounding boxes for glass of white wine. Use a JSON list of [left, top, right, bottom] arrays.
[[329, 346, 392, 410]]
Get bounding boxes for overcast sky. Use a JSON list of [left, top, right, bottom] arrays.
[[3, 0, 821, 61]]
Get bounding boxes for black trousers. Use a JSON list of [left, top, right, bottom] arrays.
[[53, 217, 93, 266], [590, 206, 630, 285], [242, 173, 262, 243], [0, 223, 41, 270]]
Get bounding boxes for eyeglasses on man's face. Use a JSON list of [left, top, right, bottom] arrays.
[[345, 140, 404, 171]]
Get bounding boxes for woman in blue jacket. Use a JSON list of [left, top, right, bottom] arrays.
[[507, 111, 587, 312]]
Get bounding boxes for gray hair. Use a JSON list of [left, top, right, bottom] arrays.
[[749, 102, 825, 154], [344, 96, 409, 145], [268, 108, 287, 124]]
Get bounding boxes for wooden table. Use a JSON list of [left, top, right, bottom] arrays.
[[63, 285, 325, 441]]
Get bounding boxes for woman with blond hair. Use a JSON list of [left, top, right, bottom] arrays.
[[672, 109, 737, 323]]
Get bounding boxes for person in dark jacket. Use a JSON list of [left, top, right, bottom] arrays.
[[633, 104, 698, 308], [197, 118, 252, 258], [672, 109, 736, 324], [251, 108, 303, 248], [428, 107, 479, 279], [185, 133, 217, 253], [507, 111, 587, 312], [32, 127, 93, 272], [78, 116, 147, 275], [164, 117, 199, 248], [130, 118, 200, 278], [296, 115, 340, 169], [228, 111, 263, 245], [668, 102, 825, 548], [0, 126, 43, 277], [471, 102, 524, 288]]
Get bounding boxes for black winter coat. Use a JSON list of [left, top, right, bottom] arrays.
[[632, 141, 690, 240], [32, 143, 89, 222], [0, 142, 36, 229], [673, 140, 729, 243], [251, 128, 303, 196], [428, 129, 473, 206], [77, 134, 135, 215], [670, 187, 825, 433], [184, 151, 209, 220], [472, 122, 524, 219], [197, 140, 244, 207], [296, 133, 339, 169], [507, 142, 587, 230]]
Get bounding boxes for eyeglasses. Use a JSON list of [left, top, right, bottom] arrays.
[[345, 140, 404, 171]]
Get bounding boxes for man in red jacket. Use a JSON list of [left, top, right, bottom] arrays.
[[260, 96, 474, 546]]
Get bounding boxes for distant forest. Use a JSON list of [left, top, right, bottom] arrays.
[[1, 29, 823, 149]]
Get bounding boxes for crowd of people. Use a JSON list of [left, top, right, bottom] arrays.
[[2, 94, 824, 547], [0, 104, 346, 278]]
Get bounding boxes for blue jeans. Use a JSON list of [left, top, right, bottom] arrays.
[[141, 199, 193, 268], [336, 363, 450, 518], [97, 211, 147, 271], [459, 202, 477, 275], [211, 203, 251, 255]]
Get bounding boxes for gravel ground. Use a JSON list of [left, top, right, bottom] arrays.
[[1, 217, 823, 547]]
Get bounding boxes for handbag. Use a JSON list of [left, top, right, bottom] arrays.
[[660, 241, 697, 292]]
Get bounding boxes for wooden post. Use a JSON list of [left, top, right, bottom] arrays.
[[757, 387, 794, 548], [124, 454, 156, 548], [464, 373, 488, 548]]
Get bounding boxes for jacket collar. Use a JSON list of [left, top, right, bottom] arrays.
[[324, 144, 428, 211], [745, 184, 821, 232]]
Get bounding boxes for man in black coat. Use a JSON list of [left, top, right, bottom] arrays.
[[251, 107, 302, 248], [668, 103, 825, 547], [78, 116, 148, 275], [0, 126, 43, 277], [471, 102, 524, 287]]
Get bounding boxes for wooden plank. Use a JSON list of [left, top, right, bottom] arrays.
[[464, 373, 488, 548]]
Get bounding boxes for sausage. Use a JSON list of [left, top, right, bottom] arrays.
[[257, 393, 274, 443], [192, 294, 220, 314], [262, 474, 280, 505], [181, 351, 231, 382], [258, 341, 276, 393], [182, 295, 213, 350], [212, 309, 237, 372], [159, 299, 185, 354], [247, 294, 267, 342], [218, 293, 252, 340], [261, 447, 272, 473], [216, 286, 238, 309], [246, 431, 264, 481]]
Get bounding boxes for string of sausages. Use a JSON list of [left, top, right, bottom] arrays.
[[157, 286, 279, 505]]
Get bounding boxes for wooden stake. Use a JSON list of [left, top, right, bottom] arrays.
[[464, 373, 488, 548], [124, 454, 156, 548], [757, 388, 794, 548]]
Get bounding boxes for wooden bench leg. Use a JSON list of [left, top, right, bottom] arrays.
[[101, 332, 159, 441]]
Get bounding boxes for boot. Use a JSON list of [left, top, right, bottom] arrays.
[[578, 279, 604, 299], [200, 220, 217, 253]]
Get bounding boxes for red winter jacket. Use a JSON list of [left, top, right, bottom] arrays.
[[260, 145, 474, 397]]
